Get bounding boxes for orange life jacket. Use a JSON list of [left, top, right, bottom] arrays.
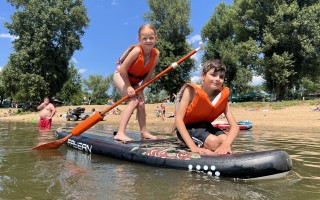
[[116, 45, 158, 85], [176, 83, 230, 125]]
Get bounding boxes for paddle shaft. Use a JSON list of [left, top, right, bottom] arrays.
[[32, 43, 203, 150], [100, 45, 202, 116]]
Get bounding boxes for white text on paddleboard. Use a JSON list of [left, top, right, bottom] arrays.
[[67, 139, 92, 153]]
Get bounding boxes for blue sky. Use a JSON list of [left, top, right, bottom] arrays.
[[0, 0, 263, 85]]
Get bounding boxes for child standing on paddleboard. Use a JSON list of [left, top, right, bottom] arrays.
[[113, 24, 159, 141], [175, 59, 239, 155]]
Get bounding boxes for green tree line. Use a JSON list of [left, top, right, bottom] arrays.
[[1, 0, 320, 107], [202, 0, 320, 100]]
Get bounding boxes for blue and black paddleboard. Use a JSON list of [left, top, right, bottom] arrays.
[[56, 127, 292, 180]]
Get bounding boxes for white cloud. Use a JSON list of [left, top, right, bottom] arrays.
[[187, 35, 203, 64], [250, 75, 264, 86], [0, 66, 3, 71], [70, 57, 78, 64], [78, 68, 86, 74], [0, 33, 18, 41], [191, 75, 201, 84], [191, 53, 201, 64], [188, 34, 202, 45]]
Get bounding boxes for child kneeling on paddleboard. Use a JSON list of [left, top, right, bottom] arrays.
[[175, 59, 239, 155], [113, 24, 159, 142]]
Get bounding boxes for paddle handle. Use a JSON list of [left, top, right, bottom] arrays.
[[100, 42, 204, 116]]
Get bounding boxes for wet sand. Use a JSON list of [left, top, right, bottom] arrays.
[[1, 103, 319, 132]]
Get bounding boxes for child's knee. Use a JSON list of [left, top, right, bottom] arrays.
[[128, 99, 139, 107], [217, 134, 227, 142], [205, 136, 221, 150]]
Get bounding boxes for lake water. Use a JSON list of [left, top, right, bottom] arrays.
[[0, 121, 319, 200]]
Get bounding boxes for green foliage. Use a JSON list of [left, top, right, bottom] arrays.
[[2, 0, 89, 101], [82, 74, 111, 105], [144, 87, 157, 104], [144, 0, 195, 96], [56, 63, 82, 105], [202, 0, 320, 100], [300, 77, 320, 95], [201, 3, 243, 87], [231, 67, 253, 95], [0, 71, 6, 101], [1, 65, 48, 101], [265, 52, 295, 99]]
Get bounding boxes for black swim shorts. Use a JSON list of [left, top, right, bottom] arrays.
[[176, 121, 225, 147]]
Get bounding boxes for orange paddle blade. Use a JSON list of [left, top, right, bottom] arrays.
[[32, 134, 71, 150], [32, 112, 103, 150]]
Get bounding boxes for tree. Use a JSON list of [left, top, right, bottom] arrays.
[[2, 0, 89, 101], [82, 74, 111, 105], [0, 71, 6, 104], [56, 63, 82, 105], [144, 0, 196, 96], [202, 0, 320, 100], [231, 67, 253, 95], [201, 3, 257, 99], [1, 65, 48, 101], [144, 87, 159, 104], [300, 77, 320, 96], [248, 1, 320, 99]]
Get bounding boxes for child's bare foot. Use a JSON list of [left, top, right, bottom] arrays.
[[114, 133, 133, 142], [141, 132, 158, 140]]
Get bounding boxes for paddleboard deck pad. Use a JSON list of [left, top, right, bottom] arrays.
[[56, 127, 292, 180]]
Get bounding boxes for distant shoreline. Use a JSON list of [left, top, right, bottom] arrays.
[[1, 103, 319, 133]]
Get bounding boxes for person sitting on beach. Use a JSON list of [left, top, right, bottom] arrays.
[[37, 97, 56, 130], [311, 104, 320, 112], [113, 24, 159, 141], [174, 59, 239, 155], [111, 108, 122, 115], [168, 112, 174, 118], [3, 109, 12, 117]]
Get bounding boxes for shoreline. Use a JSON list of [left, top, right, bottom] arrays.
[[1, 103, 319, 133]]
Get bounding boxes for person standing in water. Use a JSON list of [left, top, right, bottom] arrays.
[[37, 97, 56, 130], [113, 24, 159, 141]]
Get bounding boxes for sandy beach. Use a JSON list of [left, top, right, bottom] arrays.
[[1, 103, 319, 133]]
